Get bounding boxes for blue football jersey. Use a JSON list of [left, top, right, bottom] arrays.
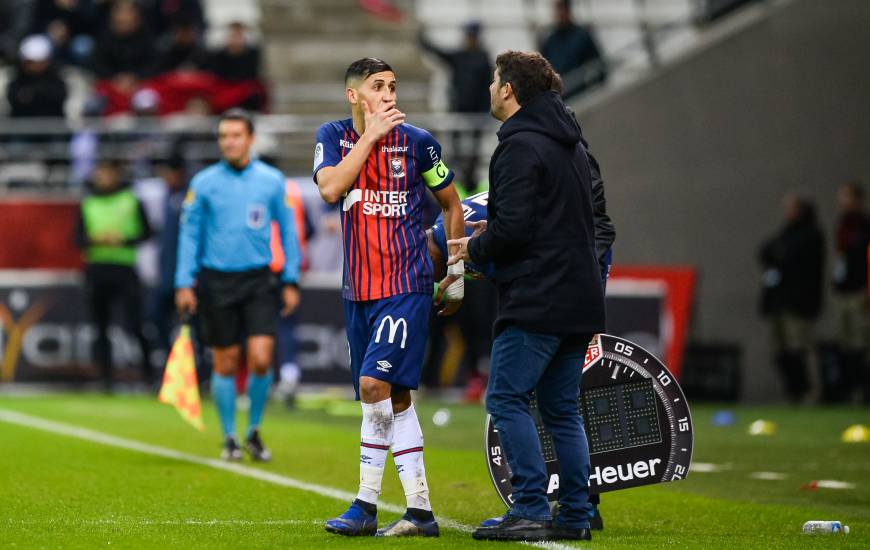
[[431, 190, 494, 280]]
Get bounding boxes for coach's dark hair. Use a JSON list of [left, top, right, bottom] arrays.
[[218, 108, 254, 134], [495, 51, 559, 106], [550, 71, 564, 95], [345, 58, 394, 85]]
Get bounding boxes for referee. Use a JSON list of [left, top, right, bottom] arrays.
[[449, 51, 605, 542], [175, 109, 301, 461]]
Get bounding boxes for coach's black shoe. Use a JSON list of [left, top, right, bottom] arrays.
[[548, 523, 592, 541], [221, 437, 243, 461], [244, 429, 272, 462], [472, 515, 552, 541], [479, 513, 508, 527]]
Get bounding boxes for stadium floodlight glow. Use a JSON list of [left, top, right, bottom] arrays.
[[485, 334, 694, 504]]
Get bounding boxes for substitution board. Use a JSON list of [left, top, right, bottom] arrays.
[[485, 334, 693, 505]]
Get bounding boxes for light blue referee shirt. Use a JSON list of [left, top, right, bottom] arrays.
[[175, 159, 301, 288]]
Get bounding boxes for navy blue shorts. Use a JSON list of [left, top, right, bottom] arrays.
[[344, 293, 431, 399]]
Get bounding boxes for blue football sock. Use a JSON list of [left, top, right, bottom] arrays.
[[247, 373, 272, 438], [212, 374, 237, 439]]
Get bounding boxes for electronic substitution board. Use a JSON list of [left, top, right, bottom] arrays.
[[485, 334, 693, 505]]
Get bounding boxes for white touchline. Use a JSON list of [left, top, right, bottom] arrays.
[[689, 462, 728, 473], [14, 519, 317, 526], [813, 480, 856, 490], [749, 472, 788, 481], [0, 409, 574, 550]]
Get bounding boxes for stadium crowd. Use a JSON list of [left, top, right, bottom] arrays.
[[2, 0, 266, 119]]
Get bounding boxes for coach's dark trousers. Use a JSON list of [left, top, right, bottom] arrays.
[[486, 327, 594, 528]]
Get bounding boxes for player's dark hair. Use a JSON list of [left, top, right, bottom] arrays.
[[495, 51, 559, 106], [345, 58, 394, 85], [218, 108, 254, 134]]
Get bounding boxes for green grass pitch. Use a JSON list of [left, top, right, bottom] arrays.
[[0, 393, 868, 548]]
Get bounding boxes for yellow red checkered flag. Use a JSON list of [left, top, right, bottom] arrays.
[[159, 324, 204, 431]]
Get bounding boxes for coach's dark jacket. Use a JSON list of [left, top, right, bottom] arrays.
[[468, 90, 605, 336]]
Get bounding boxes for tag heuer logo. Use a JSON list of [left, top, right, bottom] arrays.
[[376, 360, 393, 372]]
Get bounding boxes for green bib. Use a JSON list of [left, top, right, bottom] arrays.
[[81, 189, 143, 266]]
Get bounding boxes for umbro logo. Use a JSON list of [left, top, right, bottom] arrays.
[[376, 360, 393, 372]]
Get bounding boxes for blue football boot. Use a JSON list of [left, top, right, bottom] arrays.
[[324, 500, 378, 536]]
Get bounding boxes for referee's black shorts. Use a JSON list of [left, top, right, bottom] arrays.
[[197, 267, 277, 347]]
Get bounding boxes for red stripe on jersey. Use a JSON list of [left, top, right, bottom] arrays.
[[383, 130, 396, 297], [371, 137, 386, 299], [361, 155, 372, 300], [389, 128, 403, 295], [392, 141, 407, 294], [401, 132, 414, 293]]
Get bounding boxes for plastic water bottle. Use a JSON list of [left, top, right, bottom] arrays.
[[802, 521, 849, 534]]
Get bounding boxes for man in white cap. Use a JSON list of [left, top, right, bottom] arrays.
[[6, 35, 67, 118]]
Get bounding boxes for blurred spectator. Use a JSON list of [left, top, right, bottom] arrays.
[[6, 35, 68, 118], [91, 0, 155, 81], [140, 0, 204, 37], [832, 182, 870, 403], [0, 0, 37, 63], [128, 88, 166, 179], [208, 22, 260, 82], [420, 22, 491, 114], [156, 155, 188, 349], [204, 22, 267, 111], [29, 0, 96, 66], [155, 17, 207, 74], [759, 193, 825, 403], [75, 158, 154, 391], [266, 173, 314, 408], [68, 96, 106, 187], [419, 21, 492, 189], [541, 0, 607, 98], [306, 202, 344, 272]]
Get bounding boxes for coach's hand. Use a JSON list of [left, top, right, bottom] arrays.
[[362, 99, 405, 141], [435, 274, 462, 316], [468, 220, 487, 238], [447, 236, 472, 265], [175, 288, 197, 315], [281, 284, 301, 317]]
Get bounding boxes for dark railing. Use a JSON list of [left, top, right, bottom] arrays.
[[0, 113, 498, 191]]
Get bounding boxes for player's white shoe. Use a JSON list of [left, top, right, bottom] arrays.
[[375, 514, 439, 537]]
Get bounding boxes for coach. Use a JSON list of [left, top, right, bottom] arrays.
[[448, 51, 605, 542]]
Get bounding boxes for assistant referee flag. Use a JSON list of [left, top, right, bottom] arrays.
[[159, 325, 204, 431]]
